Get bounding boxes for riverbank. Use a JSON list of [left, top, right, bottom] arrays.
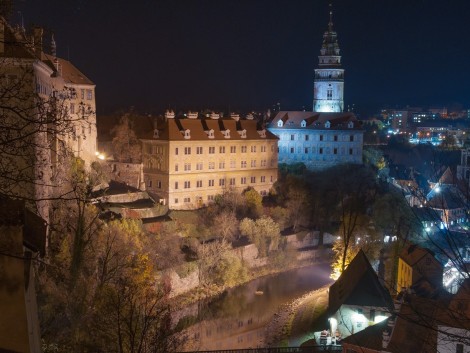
[[263, 285, 330, 347], [170, 248, 332, 310]]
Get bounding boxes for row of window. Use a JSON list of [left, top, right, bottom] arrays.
[[173, 176, 273, 189], [288, 134, 356, 142], [174, 159, 274, 171], [283, 146, 356, 155], [175, 145, 273, 155]]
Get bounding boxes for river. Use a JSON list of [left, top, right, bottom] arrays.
[[175, 262, 333, 351]]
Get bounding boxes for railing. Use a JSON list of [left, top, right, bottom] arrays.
[[177, 346, 343, 353]]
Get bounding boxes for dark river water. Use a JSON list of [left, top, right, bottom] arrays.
[[176, 262, 332, 351]]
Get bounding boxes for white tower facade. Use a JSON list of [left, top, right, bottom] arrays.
[[313, 7, 344, 113]]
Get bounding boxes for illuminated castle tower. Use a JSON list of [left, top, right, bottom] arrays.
[[313, 5, 344, 113]]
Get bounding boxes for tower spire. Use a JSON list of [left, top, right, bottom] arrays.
[[328, 3, 333, 31]]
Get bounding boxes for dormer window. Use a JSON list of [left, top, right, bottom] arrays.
[[277, 120, 283, 127], [153, 129, 159, 139], [325, 121, 331, 129], [301, 120, 307, 128], [238, 129, 247, 138], [258, 129, 266, 138], [206, 129, 215, 139], [223, 129, 231, 139], [183, 129, 191, 139], [348, 121, 354, 129]]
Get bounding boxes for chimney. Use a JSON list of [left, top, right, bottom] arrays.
[[165, 110, 175, 120], [231, 113, 240, 121], [33, 27, 43, 54]]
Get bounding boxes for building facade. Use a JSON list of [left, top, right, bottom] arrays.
[[141, 112, 278, 210], [268, 111, 363, 169], [0, 18, 97, 219], [268, 7, 363, 170]]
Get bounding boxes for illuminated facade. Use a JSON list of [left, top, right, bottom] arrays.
[[268, 111, 363, 170], [141, 112, 278, 210], [267, 6, 363, 170], [313, 7, 344, 113]]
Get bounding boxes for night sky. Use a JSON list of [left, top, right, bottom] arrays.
[[14, 0, 470, 117]]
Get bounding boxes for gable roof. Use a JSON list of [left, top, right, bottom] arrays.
[[140, 117, 278, 142], [328, 250, 394, 314], [268, 111, 361, 130], [42, 53, 94, 86]]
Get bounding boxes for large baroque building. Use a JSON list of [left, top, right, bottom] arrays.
[[141, 112, 278, 210], [268, 7, 363, 170]]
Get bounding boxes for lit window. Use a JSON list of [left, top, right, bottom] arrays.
[[86, 89, 93, 100]]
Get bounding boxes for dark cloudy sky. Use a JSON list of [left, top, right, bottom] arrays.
[[14, 0, 470, 117]]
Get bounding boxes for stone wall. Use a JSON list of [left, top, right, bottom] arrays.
[[165, 242, 324, 297]]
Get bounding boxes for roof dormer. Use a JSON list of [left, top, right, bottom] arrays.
[[325, 121, 331, 128], [206, 129, 215, 139], [210, 112, 219, 120], [222, 129, 230, 139], [348, 121, 354, 129], [277, 120, 283, 127], [182, 129, 191, 139], [258, 129, 266, 138], [153, 129, 159, 139], [301, 120, 307, 128], [238, 129, 247, 138]]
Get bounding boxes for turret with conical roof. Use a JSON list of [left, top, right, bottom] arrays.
[[313, 4, 345, 113]]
